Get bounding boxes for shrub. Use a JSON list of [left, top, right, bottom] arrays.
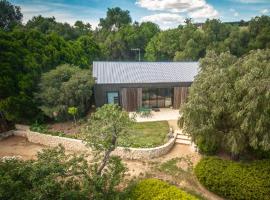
[[36, 64, 94, 121], [195, 157, 270, 200], [127, 178, 198, 200]]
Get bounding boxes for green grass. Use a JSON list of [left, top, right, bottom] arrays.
[[119, 121, 169, 148]]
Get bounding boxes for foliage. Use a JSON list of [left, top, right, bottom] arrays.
[[146, 16, 270, 61], [83, 104, 133, 174], [0, 146, 90, 200], [0, 0, 22, 30], [195, 157, 270, 200], [126, 179, 198, 200], [180, 49, 270, 157], [0, 27, 99, 123], [68, 107, 78, 116], [99, 21, 159, 60], [99, 7, 131, 31], [145, 28, 181, 61], [35, 64, 94, 121], [68, 106, 78, 124], [26, 15, 92, 40], [118, 121, 168, 148], [0, 145, 126, 200]]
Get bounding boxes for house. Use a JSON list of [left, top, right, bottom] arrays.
[[93, 62, 199, 111]]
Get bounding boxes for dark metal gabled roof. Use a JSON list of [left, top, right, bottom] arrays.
[[93, 61, 199, 84]]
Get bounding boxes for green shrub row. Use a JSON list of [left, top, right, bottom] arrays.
[[195, 157, 270, 200], [126, 178, 198, 200]]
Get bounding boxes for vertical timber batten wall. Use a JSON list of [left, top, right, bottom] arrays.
[[173, 87, 189, 109], [121, 88, 138, 111]]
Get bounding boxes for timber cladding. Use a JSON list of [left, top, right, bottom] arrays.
[[121, 88, 139, 111], [173, 87, 189, 109]]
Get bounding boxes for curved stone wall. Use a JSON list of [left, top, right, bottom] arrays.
[[12, 125, 176, 160]]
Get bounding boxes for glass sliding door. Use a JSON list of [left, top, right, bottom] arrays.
[[157, 88, 165, 108], [164, 88, 173, 107], [142, 88, 172, 108]]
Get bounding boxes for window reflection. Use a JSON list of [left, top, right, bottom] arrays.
[[142, 88, 172, 108]]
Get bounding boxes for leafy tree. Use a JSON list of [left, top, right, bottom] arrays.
[[0, 0, 22, 30], [83, 104, 134, 175], [0, 145, 126, 200], [99, 7, 132, 31], [179, 50, 270, 158], [36, 64, 94, 121], [248, 15, 270, 49], [145, 28, 181, 61], [26, 15, 92, 40], [224, 28, 250, 57], [100, 22, 159, 61]]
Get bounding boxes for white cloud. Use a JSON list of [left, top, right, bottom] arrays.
[[188, 4, 219, 20], [17, 1, 99, 28], [261, 8, 269, 14], [136, 0, 219, 23], [140, 13, 184, 29], [136, 0, 206, 13]]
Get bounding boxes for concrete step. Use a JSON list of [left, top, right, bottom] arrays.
[[176, 134, 190, 140], [175, 138, 192, 145]]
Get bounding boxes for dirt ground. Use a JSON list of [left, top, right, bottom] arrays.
[[0, 136, 45, 160]]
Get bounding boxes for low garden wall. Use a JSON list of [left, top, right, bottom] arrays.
[[10, 125, 177, 160]]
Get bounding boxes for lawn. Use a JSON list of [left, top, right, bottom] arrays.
[[118, 121, 169, 148]]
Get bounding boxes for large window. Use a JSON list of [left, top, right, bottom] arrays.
[[107, 92, 119, 105], [142, 88, 172, 108]]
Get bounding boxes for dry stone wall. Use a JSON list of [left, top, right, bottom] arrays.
[[10, 125, 177, 160]]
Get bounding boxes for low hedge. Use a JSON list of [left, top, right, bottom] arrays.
[[195, 157, 270, 200], [127, 178, 198, 200]]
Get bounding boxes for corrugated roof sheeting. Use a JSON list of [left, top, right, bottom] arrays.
[[93, 61, 199, 84]]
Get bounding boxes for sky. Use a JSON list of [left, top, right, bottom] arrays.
[[11, 0, 270, 29]]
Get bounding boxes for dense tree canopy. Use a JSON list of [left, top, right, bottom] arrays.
[[179, 49, 270, 157], [0, 20, 99, 123], [26, 15, 92, 40], [0, 0, 22, 30], [36, 64, 94, 121], [99, 7, 132, 31]]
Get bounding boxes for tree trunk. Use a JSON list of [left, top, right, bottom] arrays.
[[97, 135, 117, 175]]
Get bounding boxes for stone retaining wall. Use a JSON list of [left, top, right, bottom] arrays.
[[10, 125, 177, 160]]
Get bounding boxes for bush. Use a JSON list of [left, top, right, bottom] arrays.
[[195, 157, 270, 200], [36, 64, 94, 121], [126, 179, 198, 200]]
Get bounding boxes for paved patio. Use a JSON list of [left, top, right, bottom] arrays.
[[129, 108, 180, 122]]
